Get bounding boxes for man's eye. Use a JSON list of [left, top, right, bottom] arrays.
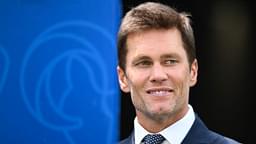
[[136, 61, 152, 67], [164, 59, 177, 65]]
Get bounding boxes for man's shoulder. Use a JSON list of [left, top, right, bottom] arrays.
[[119, 137, 131, 144], [209, 131, 241, 144], [182, 114, 241, 144], [119, 133, 134, 144], [224, 136, 241, 144]]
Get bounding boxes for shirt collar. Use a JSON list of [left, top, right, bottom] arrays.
[[134, 105, 195, 144]]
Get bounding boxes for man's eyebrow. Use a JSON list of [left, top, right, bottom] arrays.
[[160, 53, 181, 59], [132, 55, 151, 62]]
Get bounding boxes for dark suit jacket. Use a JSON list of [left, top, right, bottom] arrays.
[[119, 115, 240, 144]]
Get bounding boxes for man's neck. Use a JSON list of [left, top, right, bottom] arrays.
[[136, 106, 189, 133]]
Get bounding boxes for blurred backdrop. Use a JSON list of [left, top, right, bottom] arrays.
[[120, 0, 254, 143], [0, 0, 121, 144]]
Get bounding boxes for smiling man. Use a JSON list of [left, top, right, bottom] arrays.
[[117, 2, 240, 144]]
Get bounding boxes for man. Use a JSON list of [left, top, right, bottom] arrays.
[[117, 2, 240, 144]]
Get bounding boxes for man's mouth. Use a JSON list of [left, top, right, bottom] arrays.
[[146, 88, 173, 96]]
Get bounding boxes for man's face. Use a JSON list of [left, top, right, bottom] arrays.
[[118, 28, 198, 122]]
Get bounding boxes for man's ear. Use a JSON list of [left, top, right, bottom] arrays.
[[117, 66, 130, 93], [189, 59, 198, 87]]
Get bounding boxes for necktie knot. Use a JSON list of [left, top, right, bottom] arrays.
[[143, 134, 165, 144]]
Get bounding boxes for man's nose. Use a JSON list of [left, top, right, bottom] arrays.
[[149, 64, 168, 83]]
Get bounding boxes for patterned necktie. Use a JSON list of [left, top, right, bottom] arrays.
[[143, 134, 165, 144]]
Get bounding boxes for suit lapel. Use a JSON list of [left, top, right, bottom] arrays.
[[182, 114, 219, 144], [119, 131, 135, 144]]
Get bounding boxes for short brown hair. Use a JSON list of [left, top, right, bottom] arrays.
[[117, 2, 196, 70]]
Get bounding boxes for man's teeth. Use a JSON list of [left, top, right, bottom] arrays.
[[150, 90, 169, 96]]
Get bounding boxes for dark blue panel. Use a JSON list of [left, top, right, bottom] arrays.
[[0, 0, 121, 144]]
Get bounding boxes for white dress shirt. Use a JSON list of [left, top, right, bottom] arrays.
[[134, 105, 195, 144]]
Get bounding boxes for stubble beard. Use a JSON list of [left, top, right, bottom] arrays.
[[135, 103, 176, 124]]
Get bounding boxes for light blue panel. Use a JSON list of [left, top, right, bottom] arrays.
[[0, 0, 121, 144]]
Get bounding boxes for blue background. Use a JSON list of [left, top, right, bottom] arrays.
[[0, 0, 121, 143]]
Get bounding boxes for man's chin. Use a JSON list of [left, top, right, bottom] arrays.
[[147, 110, 173, 122]]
